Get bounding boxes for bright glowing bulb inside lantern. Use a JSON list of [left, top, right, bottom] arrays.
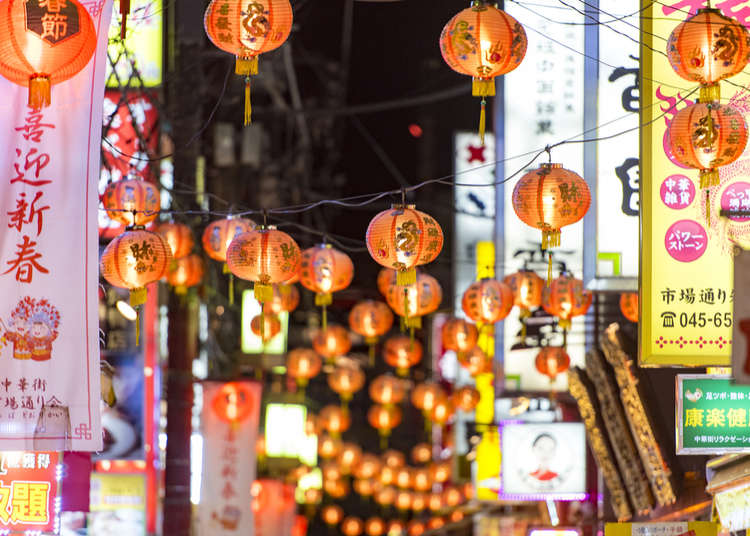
[[116, 300, 138, 322]]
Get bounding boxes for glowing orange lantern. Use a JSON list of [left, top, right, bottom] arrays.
[[369, 374, 406, 406], [461, 278, 513, 327], [504, 269, 544, 316], [354, 454, 382, 480], [312, 325, 351, 363], [318, 404, 350, 437], [427, 518, 445, 531], [542, 273, 592, 330], [428, 492, 444, 512], [156, 222, 194, 259], [300, 244, 353, 328], [368, 404, 402, 439], [385, 272, 442, 328], [342, 517, 364, 536], [323, 478, 348, 499], [388, 521, 406, 535], [318, 434, 342, 460], [411, 443, 432, 465], [166, 254, 204, 290], [452, 385, 480, 412], [204, 0, 293, 124], [667, 9, 750, 90], [211, 382, 256, 424], [303, 487, 322, 505], [353, 478, 378, 497], [430, 461, 451, 484], [375, 486, 397, 507], [103, 178, 160, 227], [250, 313, 281, 342], [365, 518, 386, 536], [286, 348, 322, 387], [430, 399, 454, 426], [379, 466, 396, 486], [384, 335, 423, 377], [322, 505, 343, 526], [443, 486, 463, 507], [441, 318, 478, 355], [377, 268, 396, 296], [349, 300, 394, 355], [535, 346, 571, 381], [450, 510, 465, 523], [458, 346, 491, 377], [513, 163, 591, 249], [395, 490, 413, 511], [337, 443, 363, 474], [411, 382, 446, 415], [440, 4, 527, 143], [322, 461, 343, 482], [328, 365, 365, 404], [263, 283, 300, 315], [382, 449, 405, 469], [395, 467, 413, 489], [0, 0, 97, 108], [202, 217, 256, 262], [411, 492, 427, 512], [668, 100, 748, 189], [620, 292, 638, 323], [408, 521, 426, 536], [227, 226, 301, 303], [462, 482, 475, 501], [366, 205, 444, 286], [412, 468, 432, 492]]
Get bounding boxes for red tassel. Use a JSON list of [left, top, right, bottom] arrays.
[[120, 0, 130, 39]]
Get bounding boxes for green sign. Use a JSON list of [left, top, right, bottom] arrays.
[[677, 375, 750, 454]]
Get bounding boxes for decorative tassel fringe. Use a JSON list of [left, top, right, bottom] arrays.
[[542, 229, 561, 249], [175, 285, 187, 296], [699, 83, 720, 103], [547, 252, 552, 287], [130, 287, 147, 307], [235, 56, 259, 76], [397, 268, 416, 286], [405, 316, 422, 329], [244, 77, 252, 125], [254, 283, 272, 303], [229, 274, 234, 306], [700, 169, 719, 189], [559, 318, 572, 331], [120, 0, 130, 39], [472, 78, 496, 97], [706, 190, 711, 227], [366, 336, 377, 367], [321, 304, 328, 331], [478, 98, 486, 146], [29, 75, 51, 110], [396, 367, 408, 378]]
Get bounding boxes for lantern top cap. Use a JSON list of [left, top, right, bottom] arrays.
[[695, 7, 722, 15], [258, 225, 278, 231], [314, 243, 333, 249], [540, 163, 563, 170], [390, 203, 416, 211]]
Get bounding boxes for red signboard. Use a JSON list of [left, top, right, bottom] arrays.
[[0, 451, 60, 534]]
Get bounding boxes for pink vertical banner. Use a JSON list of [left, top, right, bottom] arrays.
[[198, 381, 262, 536], [0, 0, 111, 451]]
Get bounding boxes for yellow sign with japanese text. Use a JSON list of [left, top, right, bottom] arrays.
[[639, 0, 750, 366]]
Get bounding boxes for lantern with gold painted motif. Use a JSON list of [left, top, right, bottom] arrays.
[[542, 273, 592, 330], [349, 300, 394, 359], [384, 335, 423, 377], [385, 272, 442, 330], [300, 244, 354, 329], [461, 278, 513, 328], [103, 178, 160, 227]]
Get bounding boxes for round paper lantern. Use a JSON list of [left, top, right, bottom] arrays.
[[368, 404, 402, 438], [305, 412, 319, 436], [430, 461, 451, 484], [100, 229, 172, 307], [202, 217, 256, 262], [504, 269, 544, 316], [211, 382, 256, 424], [353, 478, 378, 497], [156, 222, 194, 259], [250, 313, 281, 342], [286, 348, 321, 387], [667, 9, 750, 89], [384, 335, 423, 376], [451, 510, 465, 523], [412, 382, 446, 414], [411, 443, 432, 465], [349, 300, 394, 350], [322, 505, 343, 526], [342, 517, 364, 536], [318, 404, 350, 437], [408, 521, 426, 536], [337, 443, 363, 474], [226, 226, 301, 302], [204, 0, 293, 123], [0, 0, 97, 108], [385, 272, 442, 328], [263, 283, 300, 315], [543, 274, 593, 330], [366, 205, 443, 286], [395, 467, 413, 490], [322, 461, 343, 482], [354, 454, 382, 480], [369, 374, 406, 406], [395, 490, 413, 511], [443, 486, 463, 507], [318, 434, 342, 460], [428, 492, 443, 512], [300, 243, 353, 304], [103, 178, 160, 227], [441, 318, 478, 355], [412, 468, 432, 492], [535, 346, 571, 381], [513, 163, 591, 249], [375, 486, 397, 507], [463, 482, 475, 501], [379, 465, 396, 486], [668, 100, 748, 188], [366, 518, 386, 536], [388, 521, 406, 535], [439, 4, 527, 142], [303, 487, 322, 505], [461, 278, 513, 326], [312, 325, 352, 362], [457, 346, 491, 377], [324, 478, 348, 499], [430, 399, 454, 426], [377, 268, 397, 296], [620, 292, 639, 323], [328, 365, 365, 403], [452, 385, 480, 412], [427, 518, 446, 531], [166, 254, 204, 290], [382, 449, 406, 469], [412, 492, 428, 512]]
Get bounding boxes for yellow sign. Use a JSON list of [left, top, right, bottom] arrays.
[[106, 0, 163, 87], [639, 1, 750, 366], [606, 522, 719, 536], [90, 473, 146, 511]]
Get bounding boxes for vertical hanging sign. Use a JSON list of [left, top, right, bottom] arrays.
[[198, 382, 262, 536], [0, 0, 111, 450], [639, 0, 750, 366]]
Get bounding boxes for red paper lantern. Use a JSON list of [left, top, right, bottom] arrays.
[[300, 244, 353, 302], [443, 486, 463, 507], [287, 348, 322, 387], [166, 254, 204, 289], [383, 335, 423, 376], [442, 318, 478, 354], [321, 505, 343, 526], [382, 450, 406, 469], [366, 205, 443, 286], [457, 346, 491, 377], [504, 269, 544, 315], [430, 399, 454, 426], [349, 300, 394, 342], [0, 0, 97, 108], [202, 217, 256, 262], [668, 101, 748, 188], [103, 178, 161, 227], [156, 222, 194, 259], [535, 346, 571, 381], [620, 292, 638, 323], [204, 0, 293, 124], [318, 434, 342, 460], [342, 517, 364, 536], [452, 385, 480, 412], [430, 461, 451, 484], [408, 521, 426, 536], [461, 278, 513, 325], [318, 404, 350, 437], [226, 226, 301, 302], [365, 517, 386, 536], [250, 313, 281, 342], [353, 478, 377, 497], [211, 382, 256, 423], [263, 283, 300, 315], [368, 404, 402, 437], [667, 9, 750, 87], [411, 382, 446, 414], [377, 268, 396, 296], [338, 443, 363, 474], [411, 443, 432, 465], [328, 365, 365, 403], [385, 272, 443, 329], [354, 454, 382, 480], [375, 486, 397, 507], [411, 492, 427, 512], [312, 325, 351, 362], [369, 374, 406, 406], [323, 478, 348, 499], [542, 274, 592, 330]]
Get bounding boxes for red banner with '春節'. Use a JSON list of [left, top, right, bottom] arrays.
[[0, 0, 112, 451]]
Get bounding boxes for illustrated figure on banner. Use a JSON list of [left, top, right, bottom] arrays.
[[0, 297, 59, 361]]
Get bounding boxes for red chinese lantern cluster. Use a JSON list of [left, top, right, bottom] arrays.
[[620, 292, 638, 323], [204, 0, 293, 124], [535, 346, 571, 381], [439, 3, 527, 143], [542, 273, 592, 331], [103, 178, 161, 228], [300, 244, 354, 328]]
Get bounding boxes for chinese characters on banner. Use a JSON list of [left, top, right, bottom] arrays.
[[0, 451, 61, 534], [503, 0, 585, 390], [677, 375, 750, 453], [639, 0, 750, 366], [0, 1, 110, 450], [197, 382, 261, 536]]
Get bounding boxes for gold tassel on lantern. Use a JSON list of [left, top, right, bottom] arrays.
[[316, 293, 332, 330], [244, 77, 252, 126], [223, 263, 234, 306], [29, 75, 51, 110], [120, 0, 130, 39], [129, 287, 147, 346], [478, 98, 487, 146], [700, 168, 719, 189], [706, 190, 711, 226], [397, 268, 416, 286], [542, 229, 561, 249], [472, 78, 496, 97], [547, 251, 552, 287], [236, 56, 259, 76]]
